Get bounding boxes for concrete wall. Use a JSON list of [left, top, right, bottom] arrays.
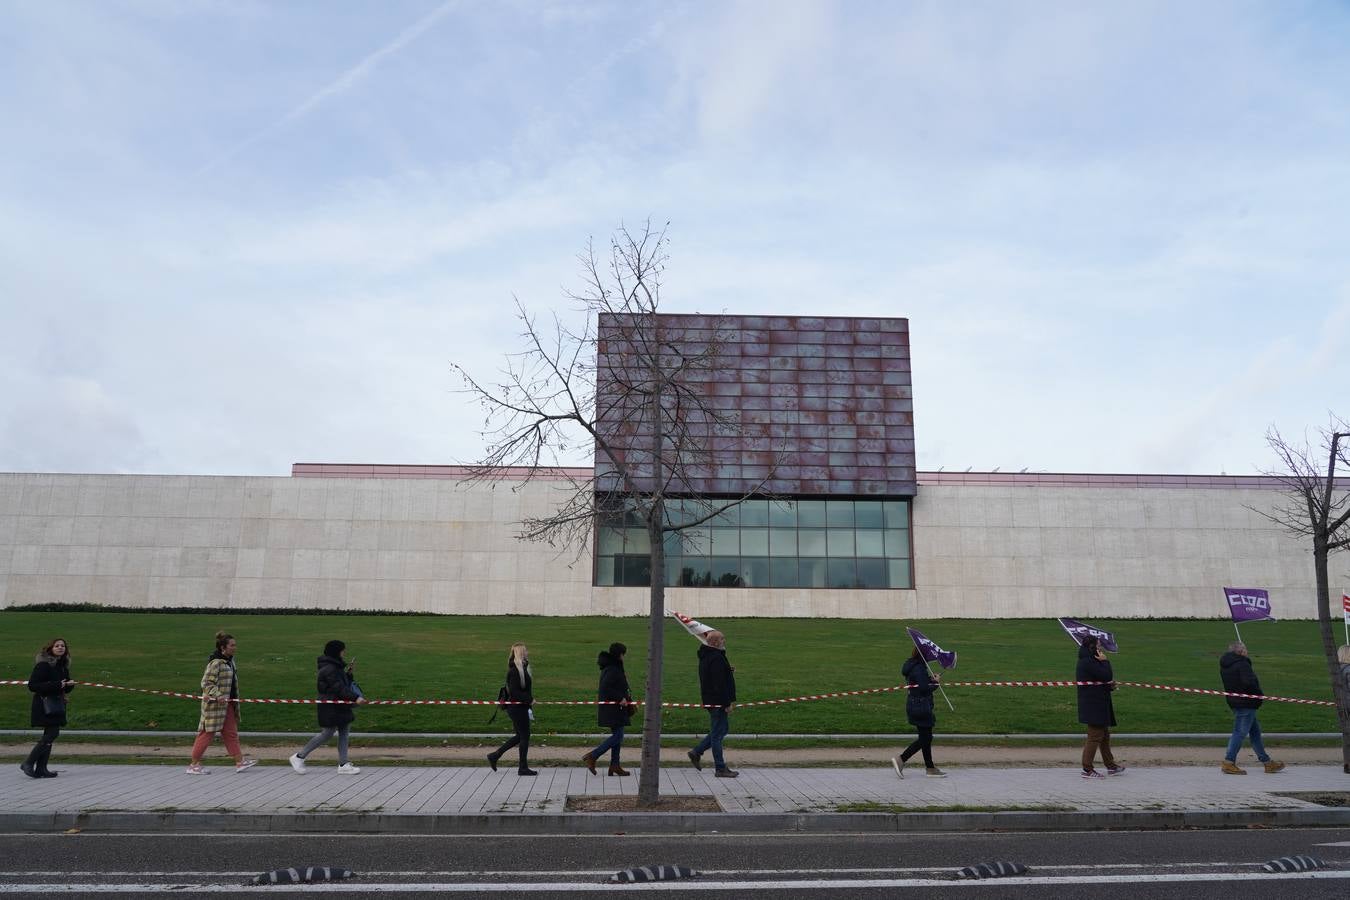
[[1, 472, 1344, 618]]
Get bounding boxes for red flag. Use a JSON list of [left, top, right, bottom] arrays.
[[1342, 594, 1350, 623], [669, 610, 715, 644]]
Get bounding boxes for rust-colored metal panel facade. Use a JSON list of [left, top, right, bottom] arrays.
[[594, 313, 916, 497]]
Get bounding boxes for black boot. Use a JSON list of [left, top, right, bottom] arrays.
[[19, 744, 42, 779], [35, 744, 58, 778]]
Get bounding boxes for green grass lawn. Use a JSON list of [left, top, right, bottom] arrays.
[[0, 611, 1339, 735]]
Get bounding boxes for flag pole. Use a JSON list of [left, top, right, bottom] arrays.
[[908, 632, 955, 712]]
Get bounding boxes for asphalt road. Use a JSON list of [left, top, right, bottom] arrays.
[[1, 828, 1347, 898]]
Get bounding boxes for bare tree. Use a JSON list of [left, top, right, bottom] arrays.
[[452, 222, 778, 805], [1258, 417, 1350, 771]]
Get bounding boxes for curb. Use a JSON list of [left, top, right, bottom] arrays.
[[3, 807, 1348, 835]]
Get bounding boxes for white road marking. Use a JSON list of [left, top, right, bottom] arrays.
[[1, 872, 1349, 892]]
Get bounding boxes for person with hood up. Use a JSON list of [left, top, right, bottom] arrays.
[[1076, 636, 1125, 779], [1219, 641, 1285, 774], [892, 647, 946, 778], [186, 631, 256, 774], [289, 640, 367, 774], [687, 630, 738, 777], [21, 638, 75, 779], [1340, 645, 1350, 775], [487, 642, 536, 776], [581, 642, 636, 776]]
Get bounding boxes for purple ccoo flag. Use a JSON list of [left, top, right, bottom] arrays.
[[1223, 587, 1275, 623], [1057, 617, 1118, 653], [906, 627, 957, 670]]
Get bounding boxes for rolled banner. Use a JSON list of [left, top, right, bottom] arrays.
[[1341, 593, 1349, 624], [669, 610, 715, 644], [1223, 587, 1275, 623], [906, 627, 957, 669], [1057, 617, 1119, 652]]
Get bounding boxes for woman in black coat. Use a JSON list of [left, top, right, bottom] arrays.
[[892, 649, 945, 778], [487, 642, 536, 776], [1076, 637, 1124, 778], [22, 637, 75, 779], [289, 640, 366, 774], [581, 642, 635, 776]]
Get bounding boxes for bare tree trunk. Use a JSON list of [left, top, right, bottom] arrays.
[[1314, 543, 1350, 770], [639, 505, 665, 806]]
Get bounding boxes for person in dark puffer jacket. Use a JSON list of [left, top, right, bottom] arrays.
[[22, 638, 75, 779], [581, 642, 636, 776], [1219, 641, 1284, 774], [1076, 637, 1125, 779], [687, 630, 738, 777], [289, 640, 367, 774], [892, 649, 945, 778]]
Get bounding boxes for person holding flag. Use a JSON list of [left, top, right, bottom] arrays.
[[1076, 635, 1125, 778], [893, 645, 946, 779], [687, 630, 738, 778], [1218, 641, 1284, 775]]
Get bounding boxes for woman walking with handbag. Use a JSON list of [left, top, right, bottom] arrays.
[[21, 638, 75, 779], [892, 647, 946, 778], [487, 642, 536, 776], [186, 631, 256, 774], [581, 642, 635, 776], [289, 640, 367, 774]]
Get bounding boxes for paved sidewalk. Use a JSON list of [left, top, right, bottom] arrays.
[[4, 762, 1347, 832]]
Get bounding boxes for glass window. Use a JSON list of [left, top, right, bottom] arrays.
[[800, 558, 827, 588], [855, 500, 884, 528], [740, 528, 769, 556], [856, 531, 885, 557], [624, 528, 651, 553], [740, 499, 769, 526], [884, 500, 909, 528], [665, 556, 683, 587], [798, 528, 827, 556], [769, 528, 797, 556], [885, 529, 910, 558], [680, 527, 711, 555], [826, 499, 854, 527], [888, 558, 912, 589], [740, 557, 770, 588], [621, 555, 651, 586], [769, 499, 796, 527], [826, 529, 855, 556], [663, 530, 683, 556], [596, 556, 617, 586], [856, 558, 888, 588], [711, 557, 742, 587], [598, 527, 624, 555], [770, 557, 799, 587], [710, 527, 739, 555], [710, 502, 739, 526], [827, 558, 857, 588], [680, 558, 711, 587], [797, 499, 827, 527]]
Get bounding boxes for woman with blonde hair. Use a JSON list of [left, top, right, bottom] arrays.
[[487, 642, 536, 776], [186, 631, 256, 775]]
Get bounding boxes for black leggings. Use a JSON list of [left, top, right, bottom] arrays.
[[493, 707, 531, 771], [901, 727, 934, 768]]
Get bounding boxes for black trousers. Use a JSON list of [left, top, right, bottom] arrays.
[[493, 707, 531, 771], [25, 725, 61, 767], [900, 726, 934, 768]]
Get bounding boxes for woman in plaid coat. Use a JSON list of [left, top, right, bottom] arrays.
[[186, 631, 256, 774]]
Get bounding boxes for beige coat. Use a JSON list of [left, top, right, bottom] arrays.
[[197, 656, 239, 733]]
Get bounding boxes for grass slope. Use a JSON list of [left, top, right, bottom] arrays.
[[0, 611, 1338, 735]]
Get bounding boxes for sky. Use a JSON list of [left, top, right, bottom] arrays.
[[2, 0, 1348, 477]]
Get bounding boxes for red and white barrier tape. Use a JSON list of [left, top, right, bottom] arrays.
[[0, 678, 1335, 708]]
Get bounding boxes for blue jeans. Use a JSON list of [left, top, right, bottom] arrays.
[[589, 725, 625, 764], [1225, 708, 1270, 763], [692, 707, 730, 770]]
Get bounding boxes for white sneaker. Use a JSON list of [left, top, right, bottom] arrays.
[[234, 758, 257, 772], [891, 755, 905, 779], [185, 763, 208, 775], [288, 754, 306, 773], [336, 763, 361, 775]]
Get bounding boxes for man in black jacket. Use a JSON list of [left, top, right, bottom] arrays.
[[688, 631, 737, 777], [1219, 641, 1285, 774]]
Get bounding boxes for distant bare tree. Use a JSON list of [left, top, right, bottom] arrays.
[[452, 222, 778, 805], [1258, 417, 1350, 771]]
